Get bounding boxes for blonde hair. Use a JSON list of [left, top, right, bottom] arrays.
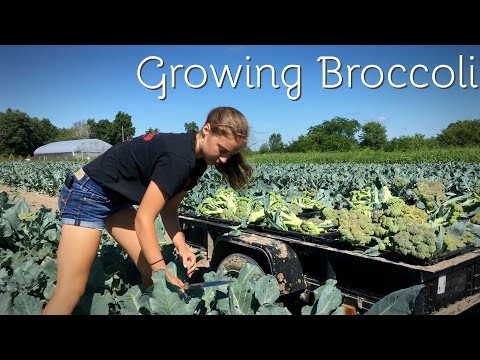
[[205, 106, 253, 190]]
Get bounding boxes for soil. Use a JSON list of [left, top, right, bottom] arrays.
[[0, 184, 58, 212]]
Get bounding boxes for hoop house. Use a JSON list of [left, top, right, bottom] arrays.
[[34, 139, 112, 161]]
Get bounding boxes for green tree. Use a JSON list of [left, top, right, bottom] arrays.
[[258, 143, 270, 153], [0, 109, 33, 156], [384, 134, 437, 152], [111, 111, 135, 144], [360, 121, 387, 149], [306, 116, 361, 152], [146, 127, 159, 134], [184, 121, 199, 132], [30, 118, 58, 150], [54, 127, 77, 141], [437, 119, 480, 147], [322, 135, 357, 152], [308, 117, 360, 140], [88, 119, 113, 144], [268, 133, 285, 152], [287, 135, 318, 152], [0, 109, 57, 156]]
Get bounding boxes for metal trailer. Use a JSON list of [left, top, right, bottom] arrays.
[[179, 214, 480, 315]]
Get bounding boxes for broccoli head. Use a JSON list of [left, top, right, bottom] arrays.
[[413, 179, 447, 212], [376, 204, 429, 235], [471, 212, 480, 225], [300, 220, 326, 235], [462, 231, 476, 246], [443, 234, 466, 252], [322, 207, 339, 226], [337, 209, 379, 246], [391, 222, 437, 259]]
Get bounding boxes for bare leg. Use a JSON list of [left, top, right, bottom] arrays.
[[42, 225, 101, 315], [105, 207, 153, 289]]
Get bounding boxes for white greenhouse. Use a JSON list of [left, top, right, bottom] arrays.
[[34, 139, 112, 161]]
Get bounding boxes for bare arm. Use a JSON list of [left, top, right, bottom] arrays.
[[135, 180, 170, 273], [160, 190, 187, 252], [161, 190, 197, 277]]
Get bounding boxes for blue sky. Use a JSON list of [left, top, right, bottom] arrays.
[[1, 45, 479, 150]]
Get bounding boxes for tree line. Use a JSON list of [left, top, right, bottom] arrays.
[[0, 108, 201, 157], [1, 108, 479, 157], [258, 117, 480, 153], [0, 109, 136, 157]]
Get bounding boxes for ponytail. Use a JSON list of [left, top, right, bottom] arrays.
[[205, 106, 253, 190], [215, 152, 253, 190]]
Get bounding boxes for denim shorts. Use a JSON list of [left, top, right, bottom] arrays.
[[58, 168, 133, 230]]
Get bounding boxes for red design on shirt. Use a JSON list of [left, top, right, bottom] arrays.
[[142, 133, 156, 141]]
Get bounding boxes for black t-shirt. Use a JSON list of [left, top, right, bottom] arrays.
[[83, 132, 207, 205]]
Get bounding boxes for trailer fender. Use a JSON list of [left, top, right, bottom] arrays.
[[210, 233, 306, 295]]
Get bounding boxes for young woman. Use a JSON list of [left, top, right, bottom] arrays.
[[42, 106, 253, 314]]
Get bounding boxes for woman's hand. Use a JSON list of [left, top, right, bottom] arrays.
[[165, 269, 186, 291], [178, 247, 197, 278]]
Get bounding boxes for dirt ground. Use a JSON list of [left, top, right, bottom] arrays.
[[0, 184, 59, 212]]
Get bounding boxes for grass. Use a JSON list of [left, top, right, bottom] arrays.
[[246, 147, 480, 164]]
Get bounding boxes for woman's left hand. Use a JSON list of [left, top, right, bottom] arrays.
[[179, 247, 197, 278]]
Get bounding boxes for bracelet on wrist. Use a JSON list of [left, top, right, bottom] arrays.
[[150, 258, 165, 266]]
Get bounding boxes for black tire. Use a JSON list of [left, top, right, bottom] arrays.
[[218, 253, 266, 278]]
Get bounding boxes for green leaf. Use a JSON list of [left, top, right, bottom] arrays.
[[1, 198, 30, 238], [43, 281, 55, 300], [364, 245, 380, 257], [185, 297, 202, 314], [228, 281, 255, 315], [149, 270, 190, 315], [312, 285, 343, 315], [41, 257, 57, 281], [448, 222, 466, 237], [154, 215, 165, 243], [435, 226, 444, 254], [254, 275, 280, 305], [227, 263, 263, 315], [301, 304, 314, 315], [119, 286, 149, 315], [465, 223, 480, 247], [90, 293, 110, 315], [364, 284, 424, 315], [13, 293, 43, 315], [0, 292, 14, 315], [256, 304, 291, 315], [237, 262, 263, 286], [215, 297, 230, 314], [331, 306, 347, 315], [228, 227, 241, 237]]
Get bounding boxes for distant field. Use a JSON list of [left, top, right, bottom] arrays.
[[247, 147, 480, 164], [1, 147, 479, 165]]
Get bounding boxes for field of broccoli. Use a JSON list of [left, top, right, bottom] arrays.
[[0, 160, 479, 314]]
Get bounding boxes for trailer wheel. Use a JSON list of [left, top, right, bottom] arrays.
[[218, 253, 266, 278]]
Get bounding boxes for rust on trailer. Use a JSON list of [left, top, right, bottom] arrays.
[[236, 232, 303, 294], [236, 232, 289, 258], [341, 304, 358, 315]]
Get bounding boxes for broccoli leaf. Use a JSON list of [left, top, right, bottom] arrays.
[[364, 284, 424, 315]]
